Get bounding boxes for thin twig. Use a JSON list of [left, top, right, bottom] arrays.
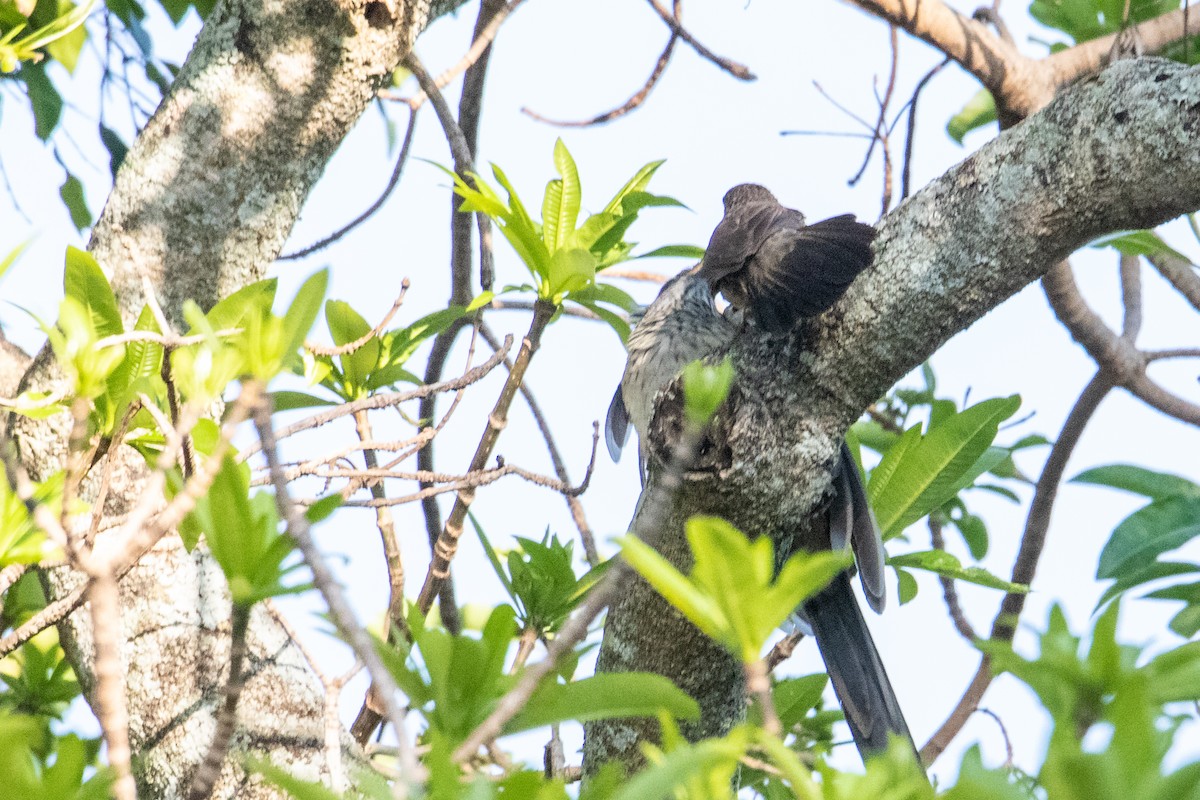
[[305, 283, 410, 356], [480, 322, 600, 564], [765, 630, 805, 673], [386, 0, 525, 111], [522, 0, 681, 127], [252, 384, 424, 797], [644, 0, 755, 80], [1119, 253, 1142, 341], [186, 603, 251, 800], [240, 342, 509, 458], [901, 57, 950, 201], [278, 109, 420, 261], [88, 572, 136, 800], [417, 303, 556, 613], [929, 516, 978, 643]]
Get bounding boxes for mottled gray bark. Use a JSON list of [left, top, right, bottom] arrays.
[[8, 0, 466, 796], [584, 58, 1200, 771]]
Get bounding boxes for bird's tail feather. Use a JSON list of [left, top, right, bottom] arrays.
[[803, 571, 916, 762]]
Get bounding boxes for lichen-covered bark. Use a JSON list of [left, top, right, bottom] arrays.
[[584, 58, 1200, 771], [9, 0, 466, 796]]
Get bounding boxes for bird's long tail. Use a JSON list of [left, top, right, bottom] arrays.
[[802, 571, 917, 761]]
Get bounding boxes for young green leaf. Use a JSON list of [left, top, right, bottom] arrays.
[[889, 550, 1028, 594], [868, 395, 1021, 538], [507, 672, 699, 734], [63, 246, 122, 339]]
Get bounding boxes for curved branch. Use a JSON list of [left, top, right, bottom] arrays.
[[522, 1, 680, 128]]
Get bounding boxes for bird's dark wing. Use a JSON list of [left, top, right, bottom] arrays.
[[742, 214, 876, 331], [802, 571, 915, 761], [605, 385, 630, 462], [699, 202, 793, 286]]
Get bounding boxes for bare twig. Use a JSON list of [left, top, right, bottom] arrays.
[[1119, 253, 1142, 341], [480, 322, 600, 564], [489, 299, 602, 320], [598, 267, 672, 284], [1146, 251, 1200, 312], [901, 57, 950, 201], [241, 341, 509, 458], [745, 659, 781, 736], [929, 516, 978, 643], [252, 384, 425, 796], [522, 0, 681, 127], [977, 707, 1015, 768], [278, 109, 420, 261], [305, 283, 410, 356], [1044, 261, 1200, 426], [644, 0, 755, 80], [88, 571, 136, 800], [186, 603, 251, 800], [387, 0, 525, 111], [417, 302, 556, 613], [765, 630, 805, 673]]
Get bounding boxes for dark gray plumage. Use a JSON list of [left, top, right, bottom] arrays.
[[698, 183, 876, 332]]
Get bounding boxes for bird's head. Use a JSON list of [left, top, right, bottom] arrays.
[[722, 183, 777, 210]]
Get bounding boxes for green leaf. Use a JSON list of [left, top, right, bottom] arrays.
[[22, 61, 62, 139], [891, 550, 1028, 594], [541, 139, 581, 251], [508, 672, 699, 733], [619, 534, 726, 645], [63, 247, 121, 338], [325, 299, 379, 400], [602, 159, 665, 215], [633, 244, 706, 261], [1094, 560, 1200, 610], [1097, 495, 1200, 580], [953, 511, 989, 560], [868, 395, 1020, 538], [45, 0, 88, 73], [268, 390, 336, 411], [281, 269, 328, 365], [947, 88, 997, 144], [682, 357, 733, 425], [896, 568, 918, 605], [204, 279, 277, 331], [1090, 230, 1190, 261], [58, 175, 91, 231], [1072, 464, 1200, 501], [609, 728, 746, 800], [304, 494, 342, 524], [622, 518, 846, 663], [0, 238, 32, 282], [772, 673, 828, 729], [545, 248, 595, 299], [99, 124, 128, 178]]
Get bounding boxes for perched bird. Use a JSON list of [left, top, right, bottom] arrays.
[[605, 267, 735, 473], [699, 183, 876, 332], [605, 185, 916, 762]]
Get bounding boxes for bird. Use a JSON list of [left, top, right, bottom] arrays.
[[605, 184, 916, 763], [698, 183, 876, 332]]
